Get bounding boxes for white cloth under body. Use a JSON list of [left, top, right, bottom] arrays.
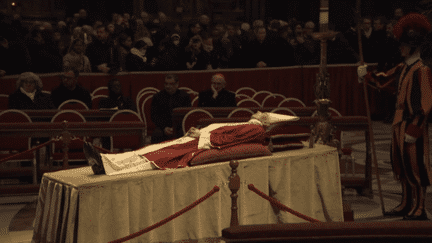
[[101, 122, 256, 175]]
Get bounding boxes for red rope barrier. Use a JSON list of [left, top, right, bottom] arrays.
[[75, 137, 116, 154], [0, 139, 55, 165], [248, 184, 321, 223], [108, 185, 220, 243], [92, 144, 112, 153]]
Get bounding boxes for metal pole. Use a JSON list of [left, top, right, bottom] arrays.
[[356, 0, 385, 215]]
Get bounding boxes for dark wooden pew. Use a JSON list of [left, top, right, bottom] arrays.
[[0, 109, 117, 122]]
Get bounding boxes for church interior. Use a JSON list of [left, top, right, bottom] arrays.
[[1, 0, 432, 242]]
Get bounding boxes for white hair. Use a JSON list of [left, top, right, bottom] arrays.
[[16, 72, 43, 90], [241, 23, 250, 31], [253, 20, 264, 29]]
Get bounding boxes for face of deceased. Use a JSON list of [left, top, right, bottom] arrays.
[[251, 111, 270, 126]]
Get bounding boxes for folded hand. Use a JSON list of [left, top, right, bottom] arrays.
[[186, 127, 201, 138], [404, 133, 417, 143]]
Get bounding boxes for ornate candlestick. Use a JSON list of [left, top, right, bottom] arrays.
[[308, 0, 341, 153]]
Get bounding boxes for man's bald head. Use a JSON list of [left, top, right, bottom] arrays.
[[211, 73, 226, 92]]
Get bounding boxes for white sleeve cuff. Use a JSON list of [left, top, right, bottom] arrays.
[[198, 129, 212, 149]]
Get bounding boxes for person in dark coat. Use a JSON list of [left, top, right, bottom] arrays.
[[50, 70, 92, 109], [151, 74, 191, 143], [0, 36, 29, 76], [125, 38, 155, 71], [243, 26, 273, 68], [152, 34, 183, 71], [182, 35, 211, 70], [198, 73, 236, 107], [99, 78, 135, 111], [8, 72, 55, 110], [98, 77, 136, 149], [327, 24, 359, 64], [85, 25, 120, 74], [271, 25, 297, 67]]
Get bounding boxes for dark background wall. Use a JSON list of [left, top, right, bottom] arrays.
[[266, 0, 423, 32], [8, 0, 425, 31]]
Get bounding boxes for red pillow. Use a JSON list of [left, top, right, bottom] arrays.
[[264, 124, 310, 152], [189, 143, 272, 166]]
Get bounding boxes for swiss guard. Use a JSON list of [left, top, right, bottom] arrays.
[[358, 12, 432, 220]]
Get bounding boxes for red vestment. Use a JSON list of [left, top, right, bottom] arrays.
[[144, 123, 266, 169]]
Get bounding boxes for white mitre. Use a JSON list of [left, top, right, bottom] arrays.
[[266, 112, 299, 123], [262, 112, 300, 131]]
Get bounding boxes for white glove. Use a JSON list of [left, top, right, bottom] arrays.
[[357, 65, 368, 83], [404, 133, 417, 143]]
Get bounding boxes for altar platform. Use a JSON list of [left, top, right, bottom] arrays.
[[3, 121, 432, 242], [30, 143, 342, 243]]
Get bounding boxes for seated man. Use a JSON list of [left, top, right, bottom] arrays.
[[151, 74, 191, 143], [99, 78, 136, 111], [50, 69, 92, 109], [198, 73, 237, 107], [84, 111, 299, 175]]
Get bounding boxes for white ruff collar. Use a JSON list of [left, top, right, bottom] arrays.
[[405, 51, 421, 66], [130, 48, 147, 63], [20, 87, 36, 101]]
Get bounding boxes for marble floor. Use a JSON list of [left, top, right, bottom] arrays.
[[1, 121, 431, 243]]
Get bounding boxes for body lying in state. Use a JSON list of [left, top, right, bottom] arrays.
[[84, 111, 299, 175]]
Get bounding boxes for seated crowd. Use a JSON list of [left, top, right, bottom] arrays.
[[6, 69, 239, 144], [0, 8, 415, 76]]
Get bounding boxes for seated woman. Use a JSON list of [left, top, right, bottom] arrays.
[[84, 111, 299, 175], [125, 38, 154, 71], [63, 38, 92, 73], [182, 35, 212, 70], [8, 72, 55, 110]]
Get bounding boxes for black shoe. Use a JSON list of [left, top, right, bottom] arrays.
[[83, 141, 93, 163], [384, 207, 411, 217], [85, 142, 105, 175], [403, 211, 429, 221]]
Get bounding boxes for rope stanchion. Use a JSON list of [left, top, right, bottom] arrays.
[[248, 184, 322, 223], [75, 137, 115, 154], [0, 139, 55, 165], [108, 185, 220, 243]]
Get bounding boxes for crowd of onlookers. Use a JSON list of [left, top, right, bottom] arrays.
[[1, 7, 427, 77]]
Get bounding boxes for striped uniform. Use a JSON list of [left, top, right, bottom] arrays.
[[365, 59, 432, 187]]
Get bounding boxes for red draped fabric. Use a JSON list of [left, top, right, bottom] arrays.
[[0, 64, 378, 116]]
